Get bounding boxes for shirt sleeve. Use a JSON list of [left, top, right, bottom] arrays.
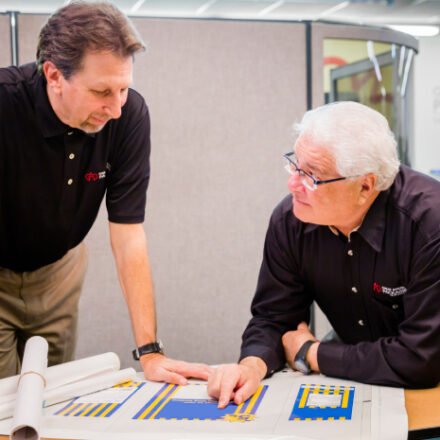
[[239, 206, 313, 376], [106, 90, 151, 224], [318, 234, 440, 388]]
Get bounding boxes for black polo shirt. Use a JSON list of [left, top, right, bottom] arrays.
[[240, 165, 440, 388], [0, 63, 150, 272]]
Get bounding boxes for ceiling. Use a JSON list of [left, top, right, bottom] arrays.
[[0, 0, 438, 28]]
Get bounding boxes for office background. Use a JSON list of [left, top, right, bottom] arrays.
[[0, 0, 439, 369]]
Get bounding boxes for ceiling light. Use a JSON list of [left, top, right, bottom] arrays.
[[318, 1, 349, 19], [196, 0, 218, 15], [130, 0, 145, 13], [388, 25, 439, 37], [258, 0, 285, 17]]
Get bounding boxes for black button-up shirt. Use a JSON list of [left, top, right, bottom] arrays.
[[240, 165, 440, 388], [0, 63, 150, 272]]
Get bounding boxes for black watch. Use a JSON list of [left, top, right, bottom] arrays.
[[293, 340, 315, 374], [132, 340, 164, 360]]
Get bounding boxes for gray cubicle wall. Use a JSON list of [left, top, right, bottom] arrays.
[[0, 14, 11, 67], [18, 14, 307, 368]]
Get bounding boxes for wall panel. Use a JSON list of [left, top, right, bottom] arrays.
[[17, 14, 48, 64], [0, 14, 11, 67]]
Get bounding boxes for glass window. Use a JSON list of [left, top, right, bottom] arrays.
[[323, 38, 415, 165]]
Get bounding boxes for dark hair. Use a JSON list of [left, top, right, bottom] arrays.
[[36, 1, 145, 78]]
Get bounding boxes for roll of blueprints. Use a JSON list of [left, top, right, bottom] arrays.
[[0, 368, 137, 421], [44, 367, 137, 407], [10, 336, 48, 440], [0, 352, 120, 406]]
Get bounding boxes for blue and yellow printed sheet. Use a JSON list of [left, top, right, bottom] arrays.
[[289, 383, 355, 421], [133, 382, 268, 422], [54, 380, 144, 418]]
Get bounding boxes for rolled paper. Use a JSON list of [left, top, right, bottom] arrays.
[[10, 336, 48, 440], [0, 351, 120, 404], [43, 368, 137, 407], [0, 368, 136, 421]]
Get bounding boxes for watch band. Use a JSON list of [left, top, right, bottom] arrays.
[[293, 340, 315, 374], [132, 341, 163, 360]]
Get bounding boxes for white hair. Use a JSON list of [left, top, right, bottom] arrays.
[[293, 101, 400, 191]]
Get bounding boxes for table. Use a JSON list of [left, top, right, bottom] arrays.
[[1, 382, 438, 440], [405, 385, 440, 439]]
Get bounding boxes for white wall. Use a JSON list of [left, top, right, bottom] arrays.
[[413, 36, 440, 179]]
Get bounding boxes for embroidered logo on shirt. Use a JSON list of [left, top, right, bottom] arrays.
[[85, 171, 106, 182], [373, 283, 407, 297]]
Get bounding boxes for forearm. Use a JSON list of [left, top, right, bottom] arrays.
[[110, 222, 156, 345], [318, 337, 440, 388]]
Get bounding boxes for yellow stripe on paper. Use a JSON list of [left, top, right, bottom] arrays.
[[99, 403, 118, 417], [243, 385, 263, 415], [233, 400, 245, 415], [299, 387, 310, 408], [58, 403, 77, 416], [89, 403, 107, 417], [69, 403, 88, 416], [80, 403, 99, 417], [149, 386, 181, 419], [341, 388, 350, 408], [138, 384, 176, 420]]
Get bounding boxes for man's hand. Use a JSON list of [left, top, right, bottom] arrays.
[[282, 322, 320, 372], [207, 356, 267, 409], [141, 353, 213, 385]]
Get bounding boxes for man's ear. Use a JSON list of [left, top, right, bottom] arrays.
[[43, 61, 63, 95], [358, 173, 378, 205]]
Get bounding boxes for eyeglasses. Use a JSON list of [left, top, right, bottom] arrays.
[[283, 152, 348, 191]]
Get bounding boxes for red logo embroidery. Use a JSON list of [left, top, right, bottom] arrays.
[[373, 283, 407, 297], [85, 172, 99, 182], [373, 282, 382, 293]]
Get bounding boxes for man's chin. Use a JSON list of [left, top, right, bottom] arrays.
[[293, 203, 311, 223], [80, 122, 106, 134]]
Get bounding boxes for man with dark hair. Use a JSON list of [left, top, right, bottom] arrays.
[[0, 1, 211, 383]]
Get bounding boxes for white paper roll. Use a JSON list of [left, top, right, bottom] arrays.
[[0, 368, 136, 421], [44, 368, 137, 407], [0, 351, 120, 403], [10, 336, 48, 440], [43, 351, 120, 390]]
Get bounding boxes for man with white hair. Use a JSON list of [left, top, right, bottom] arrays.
[[208, 101, 440, 408]]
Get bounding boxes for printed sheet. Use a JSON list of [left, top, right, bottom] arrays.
[[0, 370, 407, 440]]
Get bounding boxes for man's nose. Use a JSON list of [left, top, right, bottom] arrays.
[[287, 172, 304, 192], [104, 94, 122, 119]]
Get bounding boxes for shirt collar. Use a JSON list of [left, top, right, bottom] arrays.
[[356, 189, 389, 253], [33, 69, 96, 138]]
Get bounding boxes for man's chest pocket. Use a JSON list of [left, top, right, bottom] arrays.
[[372, 281, 406, 327]]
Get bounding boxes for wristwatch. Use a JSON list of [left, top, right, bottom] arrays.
[[132, 340, 164, 360], [293, 340, 315, 374]]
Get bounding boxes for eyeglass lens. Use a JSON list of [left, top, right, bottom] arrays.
[[283, 157, 316, 191]]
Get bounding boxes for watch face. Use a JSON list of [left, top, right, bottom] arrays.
[[294, 358, 311, 375]]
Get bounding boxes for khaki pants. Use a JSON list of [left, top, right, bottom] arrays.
[[0, 243, 88, 379]]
